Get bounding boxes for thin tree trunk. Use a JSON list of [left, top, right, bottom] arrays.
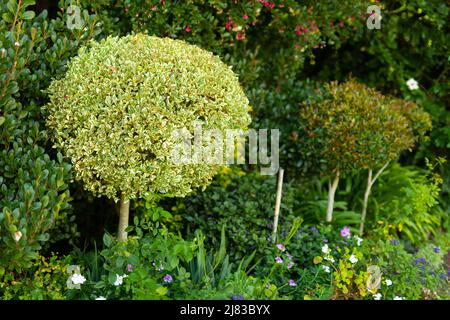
[[360, 169, 372, 236], [272, 168, 284, 242], [326, 170, 340, 222], [118, 193, 130, 241], [359, 162, 389, 235]]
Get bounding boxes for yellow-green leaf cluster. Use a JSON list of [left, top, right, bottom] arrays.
[[46, 34, 251, 201]]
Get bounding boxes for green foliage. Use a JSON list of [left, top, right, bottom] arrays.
[[85, 0, 368, 87], [0, 254, 71, 300], [46, 33, 250, 202], [300, 78, 431, 175], [363, 239, 449, 300], [177, 168, 301, 262], [0, 0, 102, 272], [370, 163, 444, 244]]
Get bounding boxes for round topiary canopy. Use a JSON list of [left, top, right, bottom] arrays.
[[46, 34, 250, 202]]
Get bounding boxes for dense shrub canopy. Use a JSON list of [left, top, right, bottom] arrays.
[[46, 34, 250, 201], [300, 79, 432, 175]]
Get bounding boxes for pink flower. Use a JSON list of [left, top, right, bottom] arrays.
[[275, 256, 283, 264], [295, 44, 301, 49], [185, 25, 191, 32], [288, 279, 297, 286], [276, 243, 286, 252], [225, 21, 233, 30], [278, 4, 284, 8], [127, 264, 133, 272], [340, 226, 351, 238], [243, 15, 248, 20], [236, 31, 245, 41]]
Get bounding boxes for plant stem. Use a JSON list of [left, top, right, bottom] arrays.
[[359, 162, 389, 235], [326, 170, 340, 222], [118, 193, 130, 241]]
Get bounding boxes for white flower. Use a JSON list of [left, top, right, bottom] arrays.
[[13, 230, 22, 242], [113, 274, 128, 286], [322, 265, 331, 273], [70, 273, 86, 285], [385, 279, 392, 286], [321, 244, 330, 254], [349, 254, 358, 264], [373, 293, 382, 300], [14, 41, 20, 47], [95, 296, 107, 300], [393, 296, 403, 300], [324, 256, 335, 263], [406, 78, 419, 90], [354, 235, 363, 246]]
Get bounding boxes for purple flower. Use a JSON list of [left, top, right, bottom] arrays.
[[127, 264, 133, 272], [287, 262, 294, 269], [434, 247, 440, 253], [390, 239, 400, 246], [267, 236, 272, 242], [340, 226, 351, 238], [286, 253, 293, 260], [275, 256, 283, 264], [288, 279, 297, 287], [414, 258, 426, 265], [309, 226, 319, 234], [323, 239, 328, 243], [163, 274, 173, 283], [232, 294, 244, 300], [276, 243, 286, 252]]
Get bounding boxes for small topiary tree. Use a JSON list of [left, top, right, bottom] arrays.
[[46, 34, 251, 241], [300, 79, 431, 231]]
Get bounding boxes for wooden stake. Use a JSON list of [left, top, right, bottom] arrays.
[[272, 168, 284, 242]]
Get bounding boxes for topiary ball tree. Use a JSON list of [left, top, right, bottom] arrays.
[[300, 78, 431, 231], [46, 34, 251, 241]]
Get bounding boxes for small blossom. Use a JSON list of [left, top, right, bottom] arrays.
[[286, 253, 293, 260], [385, 279, 392, 286], [393, 296, 403, 300], [373, 293, 382, 300], [275, 256, 283, 264], [185, 26, 191, 32], [163, 274, 173, 283], [13, 230, 22, 242], [276, 243, 286, 252], [266, 236, 272, 242], [340, 226, 351, 238], [349, 254, 358, 264], [354, 235, 363, 246], [322, 265, 331, 273], [390, 239, 400, 246], [287, 262, 294, 269], [434, 247, 440, 253], [406, 78, 419, 90], [70, 273, 86, 285], [14, 41, 20, 47], [127, 264, 133, 272], [114, 274, 127, 286], [321, 244, 330, 254], [95, 296, 107, 300], [243, 15, 248, 20], [324, 256, 335, 263], [232, 294, 244, 300], [288, 279, 297, 286]]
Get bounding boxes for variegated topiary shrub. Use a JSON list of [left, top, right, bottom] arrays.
[[46, 34, 251, 241]]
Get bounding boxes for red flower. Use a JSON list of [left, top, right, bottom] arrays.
[[243, 15, 248, 20], [236, 31, 245, 41], [295, 44, 301, 49], [225, 21, 233, 30], [185, 25, 191, 32], [295, 25, 302, 36]]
